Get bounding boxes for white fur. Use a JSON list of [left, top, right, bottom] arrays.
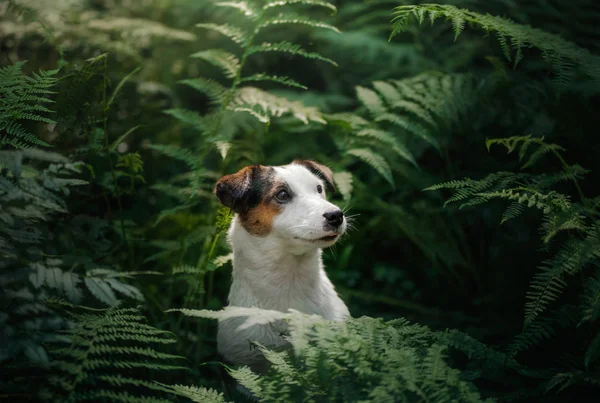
[[217, 163, 350, 372]]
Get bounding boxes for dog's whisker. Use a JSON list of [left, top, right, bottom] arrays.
[[286, 223, 311, 230]]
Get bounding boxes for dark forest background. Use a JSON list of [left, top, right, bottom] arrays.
[[2, 0, 600, 401]]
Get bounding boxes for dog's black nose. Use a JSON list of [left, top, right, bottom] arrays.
[[323, 210, 344, 227]]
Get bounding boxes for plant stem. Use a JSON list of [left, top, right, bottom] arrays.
[[101, 55, 132, 269]]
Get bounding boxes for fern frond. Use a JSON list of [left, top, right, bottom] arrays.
[[189, 49, 240, 79], [508, 306, 577, 357], [0, 62, 57, 149], [179, 78, 228, 104], [230, 87, 325, 125], [44, 307, 188, 401], [247, 41, 338, 66], [240, 74, 307, 89], [390, 4, 600, 87], [195, 23, 247, 45], [356, 85, 386, 116], [178, 307, 488, 402], [375, 113, 440, 151], [332, 171, 353, 201], [163, 108, 209, 132], [501, 202, 526, 224], [257, 15, 340, 34], [347, 148, 394, 188], [524, 228, 600, 326], [146, 144, 200, 170], [581, 272, 600, 323], [154, 383, 229, 403], [262, 0, 336, 14], [215, 1, 258, 18], [356, 128, 417, 167]]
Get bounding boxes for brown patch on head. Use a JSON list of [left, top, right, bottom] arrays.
[[214, 165, 283, 236], [292, 159, 335, 192]]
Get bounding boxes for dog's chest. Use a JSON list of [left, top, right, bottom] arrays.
[[230, 256, 336, 319]]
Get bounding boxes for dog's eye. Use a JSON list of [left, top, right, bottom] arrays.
[[317, 185, 323, 194], [275, 189, 290, 202]]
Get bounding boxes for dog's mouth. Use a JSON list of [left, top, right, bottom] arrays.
[[294, 233, 340, 243], [317, 234, 339, 242]]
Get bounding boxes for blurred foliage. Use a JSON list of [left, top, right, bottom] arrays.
[[2, 0, 600, 401]]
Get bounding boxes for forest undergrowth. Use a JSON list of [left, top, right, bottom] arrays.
[[1, 0, 600, 401]]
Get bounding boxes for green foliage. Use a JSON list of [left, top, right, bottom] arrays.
[[428, 136, 600, 391], [170, 0, 336, 147], [390, 4, 600, 88], [41, 306, 187, 402], [173, 307, 499, 402], [3, 0, 600, 401], [0, 62, 57, 148]]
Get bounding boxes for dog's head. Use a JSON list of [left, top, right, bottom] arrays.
[[215, 160, 345, 249]]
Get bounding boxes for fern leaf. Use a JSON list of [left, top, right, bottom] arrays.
[[81, 390, 171, 403], [451, 15, 465, 41], [146, 144, 199, 170], [347, 148, 394, 188], [247, 41, 338, 66], [240, 74, 307, 89], [524, 234, 599, 326], [263, 0, 336, 14], [500, 202, 526, 224], [257, 16, 340, 34], [195, 23, 247, 45], [163, 108, 208, 132], [390, 4, 600, 87], [166, 306, 290, 329], [333, 171, 353, 201], [154, 383, 229, 403], [376, 113, 440, 151], [356, 128, 417, 167], [178, 78, 228, 104], [356, 85, 386, 116], [508, 306, 577, 356], [582, 273, 600, 323], [215, 1, 258, 18], [189, 49, 240, 79], [230, 87, 325, 125]]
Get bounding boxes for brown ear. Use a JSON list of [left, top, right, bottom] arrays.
[[214, 166, 254, 212], [293, 159, 336, 192]]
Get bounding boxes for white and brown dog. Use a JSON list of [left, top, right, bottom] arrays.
[[215, 160, 350, 372]]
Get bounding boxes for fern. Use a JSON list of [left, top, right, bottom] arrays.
[[171, 307, 496, 402], [325, 73, 479, 190], [169, 0, 336, 147], [390, 4, 600, 88], [155, 383, 230, 403], [0, 149, 151, 369], [4, 1, 195, 63], [428, 137, 600, 371], [0, 62, 58, 148], [347, 148, 395, 188], [41, 306, 188, 402], [247, 41, 337, 66]]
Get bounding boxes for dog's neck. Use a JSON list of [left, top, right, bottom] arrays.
[[227, 216, 324, 309]]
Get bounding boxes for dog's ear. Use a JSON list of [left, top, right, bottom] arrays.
[[293, 159, 336, 192], [214, 166, 254, 212]]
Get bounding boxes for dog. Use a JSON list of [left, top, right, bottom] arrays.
[[214, 160, 350, 373]]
